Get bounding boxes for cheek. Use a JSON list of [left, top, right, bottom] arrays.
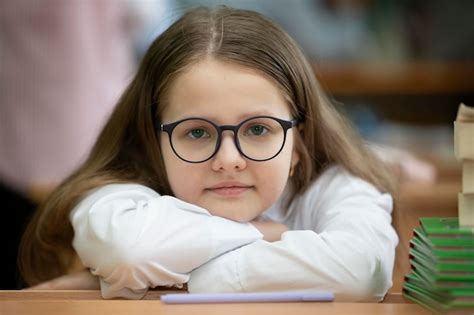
[[166, 163, 205, 202], [254, 146, 293, 204], [161, 141, 203, 201]]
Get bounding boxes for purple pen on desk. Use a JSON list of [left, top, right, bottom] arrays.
[[160, 291, 334, 304]]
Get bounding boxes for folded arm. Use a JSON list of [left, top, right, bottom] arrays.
[[188, 171, 398, 301], [70, 184, 262, 299]]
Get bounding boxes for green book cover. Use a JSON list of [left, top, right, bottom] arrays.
[[403, 282, 474, 315], [404, 280, 474, 305], [411, 258, 474, 284], [410, 246, 474, 272], [420, 217, 474, 237], [411, 235, 474, 260], [414, 227, 474, 249], [404, 216, 474, 313], [406, 271, 474, 298]]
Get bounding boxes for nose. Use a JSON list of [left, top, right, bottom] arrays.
[[210, 132, 247, 171]]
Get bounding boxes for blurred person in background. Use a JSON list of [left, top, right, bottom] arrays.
[[0, 0, 137, 289]]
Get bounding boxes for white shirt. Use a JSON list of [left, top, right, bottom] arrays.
[[70, 165, 398, 300]]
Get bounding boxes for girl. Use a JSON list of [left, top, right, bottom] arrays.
[[19, 6, 398, 301]]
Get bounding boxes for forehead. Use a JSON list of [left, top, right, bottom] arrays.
[[161, 58, 292, 123]]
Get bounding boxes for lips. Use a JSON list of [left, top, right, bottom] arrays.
[[206, 182, 253, 197]]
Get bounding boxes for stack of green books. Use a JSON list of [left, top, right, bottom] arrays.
[[403, 217, 474, 314]]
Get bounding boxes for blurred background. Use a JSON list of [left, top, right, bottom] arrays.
[[1, 0, 473, 291]]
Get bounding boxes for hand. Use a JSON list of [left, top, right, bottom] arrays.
[[28, 269, 100, 290], [250, 219, 288, 242]]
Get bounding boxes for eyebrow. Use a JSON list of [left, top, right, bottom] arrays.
[[175, 109, 285, 123]]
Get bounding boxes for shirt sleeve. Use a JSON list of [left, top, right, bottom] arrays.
[[70, 184, 262, 299], [188, 168, 399, 301]]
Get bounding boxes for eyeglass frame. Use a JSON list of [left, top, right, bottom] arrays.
[[157, 115, 299, 163]]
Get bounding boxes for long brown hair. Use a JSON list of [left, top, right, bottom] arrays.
[[19, 6, 395, 286]]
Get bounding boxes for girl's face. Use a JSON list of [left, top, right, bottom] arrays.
[[160, 58, 299, 222]]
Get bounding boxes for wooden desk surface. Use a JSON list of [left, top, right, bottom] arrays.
[[0, 291, 431, 315]]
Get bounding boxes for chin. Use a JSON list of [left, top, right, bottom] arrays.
[[206, 203, 260, 223]]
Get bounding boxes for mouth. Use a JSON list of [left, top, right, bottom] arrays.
[[206, 182, 254, 197]]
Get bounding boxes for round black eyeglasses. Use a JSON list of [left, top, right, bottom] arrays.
[[158, 116, 299, 163]]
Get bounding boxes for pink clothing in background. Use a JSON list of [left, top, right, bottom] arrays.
[[0, 1, 135, 193]]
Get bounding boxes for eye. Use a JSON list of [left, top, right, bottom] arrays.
[[246, 124, 268, 136], [188, 128, 210, 139]]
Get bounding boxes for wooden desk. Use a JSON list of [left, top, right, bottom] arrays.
[[0, 291, 431, 315]]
